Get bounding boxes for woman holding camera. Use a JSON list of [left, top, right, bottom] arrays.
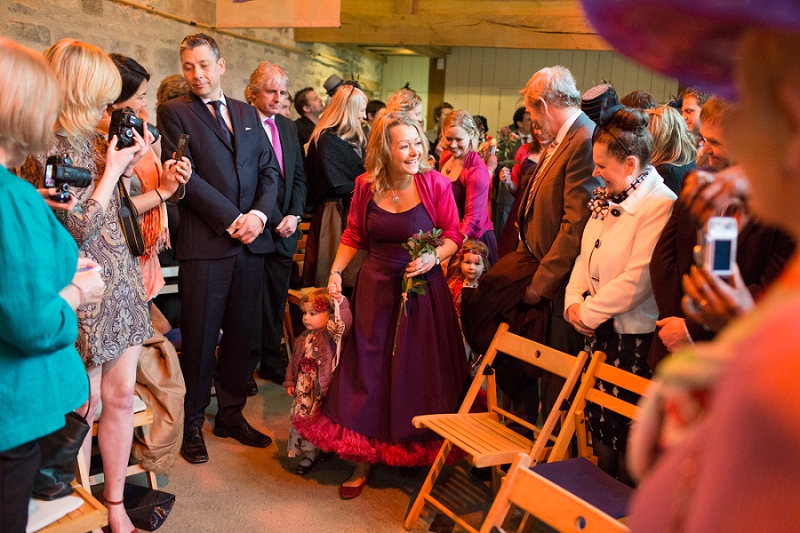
[[0, 38, 107, 532], [19, 39, 180, 533], [99, 53, 190, 300], [563, 105, 676, 485]]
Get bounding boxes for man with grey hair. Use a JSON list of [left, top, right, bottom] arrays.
[[244, 62, 307, 391], [462, 65, 600, 425]]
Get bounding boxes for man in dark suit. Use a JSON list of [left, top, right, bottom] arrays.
[[293, 87, 323, 152], [243, 62, 307, 385], [157, 33, 281, 464]]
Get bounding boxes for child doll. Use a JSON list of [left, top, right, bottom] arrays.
[[447, 240, 491, 363], [283, 288, 351, 475]]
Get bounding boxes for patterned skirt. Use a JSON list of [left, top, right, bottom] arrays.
[[585, 324, 654, 452]]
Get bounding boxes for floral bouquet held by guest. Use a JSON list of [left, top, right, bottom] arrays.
[[400, 228, 444, 314]]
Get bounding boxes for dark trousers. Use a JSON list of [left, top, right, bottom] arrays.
[[179, 247, 265, 428], [249, 251, 293, 379], [0, 440, 40, 533], [543, 313, 585, 419]]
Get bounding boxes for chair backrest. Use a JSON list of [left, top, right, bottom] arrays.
[[293, 220, 311, 265], [462, 323, 589, 464], [479, 453, 630, 533], [563, 351, 652, 459]]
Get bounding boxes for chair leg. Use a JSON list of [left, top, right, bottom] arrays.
[[283, 302, 294, 358], [404, 441, 452, 530], [146, 469, 158, 489], [75, 442, 91, 492]]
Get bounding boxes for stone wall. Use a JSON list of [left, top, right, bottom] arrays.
[[1, 0, 384, 119]]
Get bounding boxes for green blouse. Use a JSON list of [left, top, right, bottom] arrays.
[[0, 165, 88, 452]]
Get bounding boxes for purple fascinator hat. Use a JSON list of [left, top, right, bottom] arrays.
[[580, 0, 800, 101]]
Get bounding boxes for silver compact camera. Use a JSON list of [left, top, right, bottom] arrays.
[[695, 216, 738, 277]]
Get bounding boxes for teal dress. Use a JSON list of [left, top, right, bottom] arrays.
[[0, 165, 88, 453]]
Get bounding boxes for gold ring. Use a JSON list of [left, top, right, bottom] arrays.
[[699, 298, 709, 308]]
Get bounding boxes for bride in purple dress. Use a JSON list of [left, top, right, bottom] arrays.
[[293, 112, 469, 499]]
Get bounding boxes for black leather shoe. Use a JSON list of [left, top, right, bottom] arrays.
[[295, 454, 321, 475], [213, 420, 272, 448], [246, 376, 258, 396], [181, 424, 209, 464]]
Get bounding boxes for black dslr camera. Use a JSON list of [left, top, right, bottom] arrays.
[[108, 107, 159, 148], [44, 154, 92, 203]]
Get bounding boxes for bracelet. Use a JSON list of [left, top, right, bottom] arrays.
[[330, 270, 342, 276], [154, 188, 165, 203], [70, 282, 85, 306]]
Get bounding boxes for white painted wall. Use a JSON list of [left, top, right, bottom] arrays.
[[381, 56, 431, 126], [443, 47, 679, 136]]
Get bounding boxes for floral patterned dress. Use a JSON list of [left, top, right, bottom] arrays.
[[20, 132, 152, 366], [285, 299, 351, 457]]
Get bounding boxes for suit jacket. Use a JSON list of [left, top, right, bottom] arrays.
[[648, 197, 796, 368], [157, 92, 280, 260], [517, 111, 600, 304], [266, 114, 308, 257], [295, 116, 316, 153]]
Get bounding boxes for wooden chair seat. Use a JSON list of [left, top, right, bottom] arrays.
[[33, 483, 107, 533], [404, 323, 591, 533], [412, 412, 544, 468], [479, 453, 629, 533]]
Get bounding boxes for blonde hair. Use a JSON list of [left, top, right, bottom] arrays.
[[699, 95, 735, 128], [386, 87, 422, 114], [0, 38, 62, 157], [647, 105, 697, 166], [309, 85, 367, 148], [43, 39, 121, 145], [441, 110, 479, 152], [364, 112, 431, 194], [244, 61, 289, 104]]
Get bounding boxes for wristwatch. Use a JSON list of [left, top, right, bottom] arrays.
[[295, 215, 303, 223]]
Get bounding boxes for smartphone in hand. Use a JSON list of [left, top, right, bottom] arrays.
[[170, 134, 189, 202]]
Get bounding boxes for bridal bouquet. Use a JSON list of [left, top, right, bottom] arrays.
[[399, 228, 444, 316]]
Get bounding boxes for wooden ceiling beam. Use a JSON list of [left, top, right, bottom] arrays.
[[294, 1, 609, 51], [295, 15, 608, 50]]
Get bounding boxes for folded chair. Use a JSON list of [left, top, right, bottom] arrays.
[[404, 323, 589, 533], [503, 350, 651, 531], [479, 452, 629, 533]]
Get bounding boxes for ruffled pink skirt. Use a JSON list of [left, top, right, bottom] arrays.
[[292, 413, 465, 467]]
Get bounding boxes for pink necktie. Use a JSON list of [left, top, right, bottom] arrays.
[[265, 117, 284, 175]]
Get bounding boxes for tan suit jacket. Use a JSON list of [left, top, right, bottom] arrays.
[[518, 111, 600, 302]]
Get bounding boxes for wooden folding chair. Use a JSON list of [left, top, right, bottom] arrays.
[[75, 397, 158, 490], [404, 323, 589, 533], [504, 350, 652, 530], [479, 453, 629, 533]]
